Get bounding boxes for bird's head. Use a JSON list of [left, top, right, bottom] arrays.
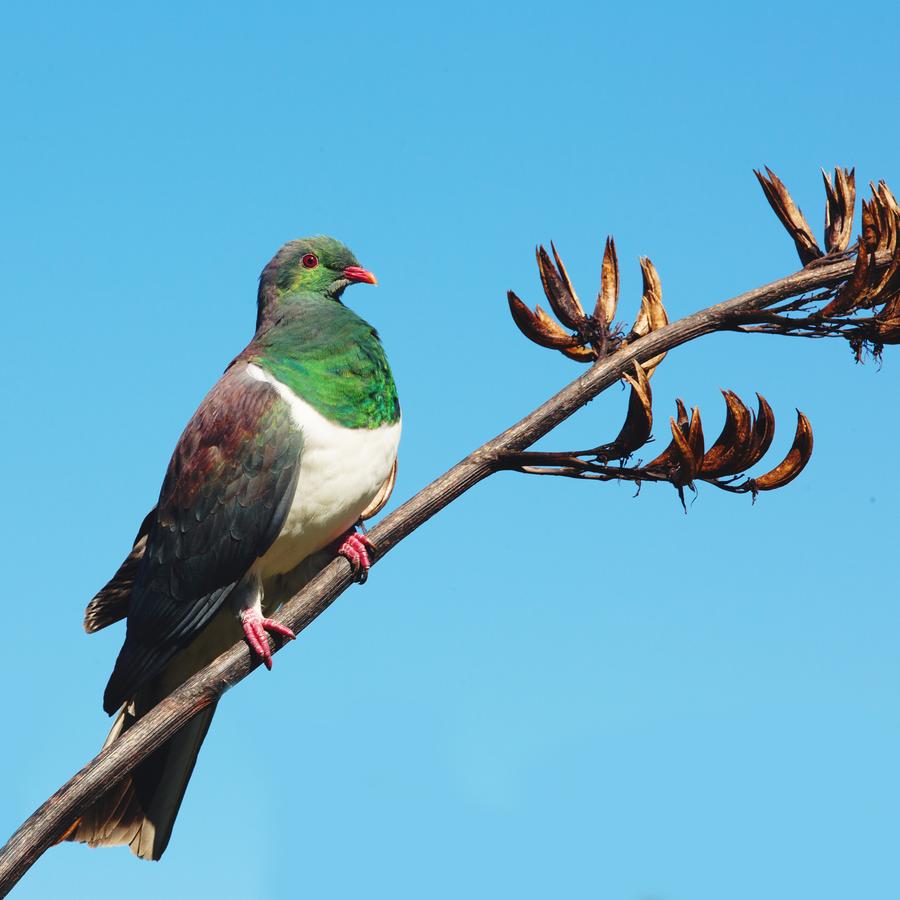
[[256, 236, 377, 328]]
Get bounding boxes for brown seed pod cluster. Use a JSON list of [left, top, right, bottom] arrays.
[[508, 239, 669, 374], [754, 166, 857, 264], [639, 386, 813, 503], [838, 183, 900, 353], [498, 363, 813, 507], [745, 168, 900, 361], [821, 180, 900, 315]]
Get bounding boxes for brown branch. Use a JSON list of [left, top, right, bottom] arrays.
[[0, 250, 884, 896]]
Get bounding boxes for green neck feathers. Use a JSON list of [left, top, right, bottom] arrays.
[[247, 292, 400, 430]]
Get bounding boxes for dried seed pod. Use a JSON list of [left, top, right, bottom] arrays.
[[754, 167, 823, 265], [631, 296, 651, 338], [861, 198, 878, 253], [639, 417, 697, 488], [741, 393, 776, 470], [686, 407, 705, 466], [645, 402, 701, 485], [667, 417, 698, 485], [820, 238, 875, 316], [752, 411, 813, 491], [873, 293, 900, 344], [630, 259, 664, 337], [594, 237, 619, 327], [612, 363, 653, 455], [639, 257, 664, 320], [643, 429, 678, 472], [723, 393, 778, 474], [869, 182, 899, 255], [628, 257, 669, 377], [536, 245, 585, 330], [550, 242, 587, 324], [859, 192, 896, 256], [873, 242, 900, 300], [822, 167, 856, 253], [865, 183, 900, 299], [507, 291, 581, 349], [560, 344, 599, 362], [699, 391, 753, 477], [876, 180, 900, 217]]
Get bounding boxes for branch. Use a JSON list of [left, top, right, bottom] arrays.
[[4, 167, 894, 894], [0, 248, 879, 894]]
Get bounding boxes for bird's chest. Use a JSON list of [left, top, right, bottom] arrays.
[[248, 365, 401, 576]]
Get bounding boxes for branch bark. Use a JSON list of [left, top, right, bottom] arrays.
[[0, 252, 875, 895]]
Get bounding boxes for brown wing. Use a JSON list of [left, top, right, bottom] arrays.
[[103, 366, 303, 714]]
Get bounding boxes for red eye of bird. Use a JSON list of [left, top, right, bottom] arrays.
[[302, 253, 318, 269]]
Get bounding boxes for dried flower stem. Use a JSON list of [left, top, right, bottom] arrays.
[[0, 246, 893, 896]]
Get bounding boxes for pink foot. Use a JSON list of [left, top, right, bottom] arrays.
[[240, 608, 295, 670], [335, 529, 375, 583]]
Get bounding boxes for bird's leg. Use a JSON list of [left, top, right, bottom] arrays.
[[332, 522, 375, 584], [233, 572, 295, 669]]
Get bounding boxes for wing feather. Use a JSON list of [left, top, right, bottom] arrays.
[[103, 365, 302, 713]]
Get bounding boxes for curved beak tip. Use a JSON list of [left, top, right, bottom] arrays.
[[343, 265, 378, 285]]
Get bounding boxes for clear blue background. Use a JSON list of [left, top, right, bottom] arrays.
[[2, 3, 898, 898]]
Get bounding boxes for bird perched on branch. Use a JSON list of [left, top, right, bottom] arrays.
[[66, 236, 400, 860]]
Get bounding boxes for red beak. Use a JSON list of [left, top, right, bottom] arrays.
[[343, 265, 378, 285]]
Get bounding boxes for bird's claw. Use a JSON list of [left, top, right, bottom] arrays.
[[240, 608, 295, 669], [336, 529, 375, 583]]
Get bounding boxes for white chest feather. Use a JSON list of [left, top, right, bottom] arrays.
[[245, 363, 401, 576]]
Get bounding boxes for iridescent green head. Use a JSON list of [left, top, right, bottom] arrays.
[[256, 236, 377, 329]]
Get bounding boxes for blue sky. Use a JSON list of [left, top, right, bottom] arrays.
[[2, 2, 899, 898]]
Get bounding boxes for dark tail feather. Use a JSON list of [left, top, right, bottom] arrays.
[[83, 508, 156, 634], [66, 693, 217, 860], [72, 602, 240, 858]]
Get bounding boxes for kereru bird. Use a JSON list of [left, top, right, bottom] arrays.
[[66, 236, 400, 860]]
